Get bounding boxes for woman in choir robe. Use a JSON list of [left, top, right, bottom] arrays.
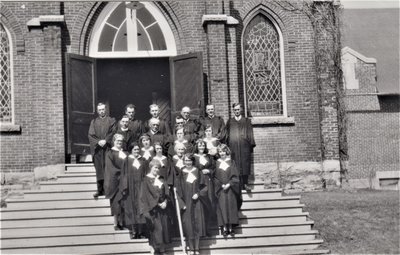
[[176, 153, 208, 255], [202, 125, 220, 157], [171, 142, 187, 180], [104, 133, 127, 230], [152, 142, 172, 186], [140, 159, 171, 255], [168, 127, 193, 157], [139, 134, 155, 163], [193, 139, 218, 236], [214, 144, 241, 237], [121, 143, 147, 239]]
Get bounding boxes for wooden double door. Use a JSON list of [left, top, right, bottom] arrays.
[[65, 52, 204, 155]]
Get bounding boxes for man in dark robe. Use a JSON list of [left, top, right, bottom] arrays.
[[88, 103, 117, 198], [179, 106, 200, 142], [144, 104, 171, 135], [226, 103, 256, 192], [124, 104, 143, 143], [146, 118, 170, 155], [115, 115, 135, 152], [199, 104, 227, 142]]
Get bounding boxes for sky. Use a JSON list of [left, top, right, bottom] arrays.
[[341, 0, 399, 93]]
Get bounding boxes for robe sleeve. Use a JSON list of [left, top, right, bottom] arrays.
[[88, 119, 100, 154], [217, 116, 227, 143], [139, 177, 160, 217], [228, 160, 241, 196], [246, 118, 256, 148], [105, 118, 117, 146]]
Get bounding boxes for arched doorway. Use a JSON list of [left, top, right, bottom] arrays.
[[66, 2, 204, 155]]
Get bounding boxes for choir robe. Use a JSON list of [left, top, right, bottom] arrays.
[[199, 115, 227, 142], [203, 137, 220, 157], [213, 158, 241, 226], [144, 117, 171, 135], [183, 118, 200, 142], [194, 153, 218, 235], [127, 119, 144, 143], [226, 117, 256, 177], [146, 131, 170, 155], [88, 116, 116, 181], [140, 174, 171, 250], [115, 127, 135, 152], [121, 155, 147, 227], [170, 155, 185, 186], [152, 155, 173, 186], [104, 147, 127, 224], [176, 167, 208, 239]]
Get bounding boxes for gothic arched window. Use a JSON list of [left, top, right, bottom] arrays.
[[243, 14, 287, 117], [0, 23, 13, 123], [90, 2, 176, 58]]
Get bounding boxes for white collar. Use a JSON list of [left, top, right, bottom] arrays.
[[129, 154, 141, 159], [182, 167, 197, 173], [234, 115, 242, 121], [142, 146, 154, 151], [218, 157, 231, 162], [120, 127, 129, 132], [111, 147, 122, 151]]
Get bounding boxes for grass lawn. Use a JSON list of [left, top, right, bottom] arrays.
[[300, 189, 399, 254]]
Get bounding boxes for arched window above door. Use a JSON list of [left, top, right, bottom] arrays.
[[243, 13, 287, 117], [90, 2, 176, 58]]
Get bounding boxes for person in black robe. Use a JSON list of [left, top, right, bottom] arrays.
[[140, 159, 171, 255], [193, 139, 218, 236], [104, 133, 127, 230], [202, 124, 221, 158], [115, 115, 135, 152], [199, 104, 227, 143], [214, 144, 241, 237], [176, 153, 208, 255], [139, 134, 155, 163], [124, 104, 144, 142], [146, 118, 170, 156], [144, 104, 171, 135], [88, 103, 117, 198], [179, 106, 200, 142], [168, 127, 193, 158], [226, 103, 256, 191], [120, 143, 147, 239]]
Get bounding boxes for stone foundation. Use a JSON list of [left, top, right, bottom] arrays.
[[253, 160, 341, 191]]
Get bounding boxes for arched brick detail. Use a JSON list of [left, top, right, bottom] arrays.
[[0, 5, 25, 54], [70, 2, 185, 56]]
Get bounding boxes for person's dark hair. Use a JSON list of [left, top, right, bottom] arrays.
[[125, 104, 136, 111], [97, 102, 106, 108], [217, 143, 231, 156], [129, 142, 140, 152], [232, 103, 241, 108], [183, 153, 195, 164], [194, 138, 208, 154], [139, 134, 151, 146], [121, 114, 130, 120]]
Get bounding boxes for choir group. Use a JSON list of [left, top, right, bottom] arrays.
[[88, 102, 255, 255]]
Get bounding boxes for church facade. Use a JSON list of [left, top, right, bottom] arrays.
[[0, 0, 342, 189]]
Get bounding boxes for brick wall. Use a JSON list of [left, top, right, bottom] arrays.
[[1, 0, 341, 179]]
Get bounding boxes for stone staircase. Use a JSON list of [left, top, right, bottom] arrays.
[[0, 164, 329, 254]]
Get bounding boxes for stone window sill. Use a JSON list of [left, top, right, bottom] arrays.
[[251, 116, 295, 126], [0, 124, 22, 134]]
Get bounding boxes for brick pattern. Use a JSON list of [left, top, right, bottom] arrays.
[[1, 0, 342, 174]]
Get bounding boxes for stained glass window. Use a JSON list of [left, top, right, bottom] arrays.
[[243, 14, 285, 117], [0, 23, 12, 123]]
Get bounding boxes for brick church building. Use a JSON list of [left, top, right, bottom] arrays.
[[0, 0, 342, 189]]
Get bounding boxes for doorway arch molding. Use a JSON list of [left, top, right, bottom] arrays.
[[70, 1, 186, 56]]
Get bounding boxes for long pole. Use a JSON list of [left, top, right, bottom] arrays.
[[173, 187, 187, 255]]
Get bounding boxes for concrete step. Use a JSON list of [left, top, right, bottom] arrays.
[[241, 200, 301, 210], [1, 233, 137, 249], [242, 189, 283, 199], [1, 238, 323, 254], [240, 207, 305, 217], [1, 230, 318, 250], [0, 207, 111, 220], [1, 224, 128, 239], [242, 214, 308, 226], [20, 191, 97, 201], [56, 175, 97, 183], [1, 198, 109, 211], [38, 182, 97, 191], [1, 216, 115, 228]]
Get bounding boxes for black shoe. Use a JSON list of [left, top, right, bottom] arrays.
[[230, 229, 235, 237], [223, 230, 229, 237], [93, 191, 104, 198], [114, 225, 123, 231], [244, 184, 251, 192]]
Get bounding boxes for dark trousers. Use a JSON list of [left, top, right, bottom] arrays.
[[97, 179, 105, 194], [240, 174, 249, 189]]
